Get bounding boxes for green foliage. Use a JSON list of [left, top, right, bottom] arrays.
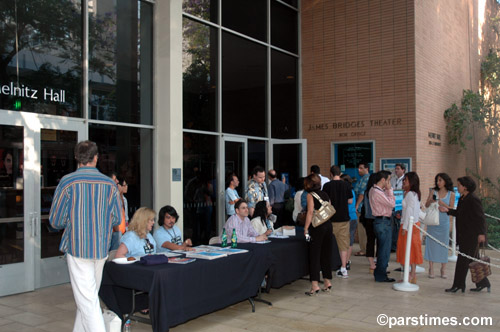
[[468, 169, 500, 248]]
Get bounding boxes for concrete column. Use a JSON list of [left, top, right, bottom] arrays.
[[154, 1, 183, 228]]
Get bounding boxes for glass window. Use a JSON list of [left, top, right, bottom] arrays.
[[271, 50, 298, 139], [0, 0, 82, 116], [183, 133, 217, 245], [89, 124, 153, 218], [222, 0, 267, 42], [182, 0, 218, 23], [271, 1, 298, 54], [183, 18, 218, 132], [89, 0, 153, 125], [222, 32, 266, 137]]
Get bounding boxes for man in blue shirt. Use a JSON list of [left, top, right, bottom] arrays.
[[225, 173, 241, 216], [49, 141, 123, 332], [267, 169, 288, 224], [354, 162, 370, 256]]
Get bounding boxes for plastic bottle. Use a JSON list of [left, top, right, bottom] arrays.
[[221, 228, 227, 247], [231, 228, 237, 248], [124, 318, 131, 332]]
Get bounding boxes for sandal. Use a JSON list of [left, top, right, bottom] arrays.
[[440, 267, 447, 279], [354, 251, 365, 256], [140, 309, 150, 315], [305, 289, 320, 296], [322, 284, 332, 292]]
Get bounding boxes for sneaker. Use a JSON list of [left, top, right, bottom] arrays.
[[336, 269, 349, 279], [346, 260, 351, 270]]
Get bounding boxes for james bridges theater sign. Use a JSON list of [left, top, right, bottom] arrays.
[[307, 118, 403, 137]]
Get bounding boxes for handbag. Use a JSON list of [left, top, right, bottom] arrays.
[[310, 192, 336, 228], [469, 245, 491, 283], [422, 201, 439, 226], [296, 211, 307, 226], [140, 254, 169, 266]]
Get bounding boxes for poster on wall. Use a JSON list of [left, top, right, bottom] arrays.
[[380, 158, 412, 174]]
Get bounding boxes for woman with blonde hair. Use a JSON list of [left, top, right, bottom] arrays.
[[115, 207, 156, 258]]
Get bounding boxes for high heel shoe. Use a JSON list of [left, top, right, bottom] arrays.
[[470, 286, 491, 293], [322, 285, 332, 292], [445, 286, 465, 293], [305, 289, 320, 296]]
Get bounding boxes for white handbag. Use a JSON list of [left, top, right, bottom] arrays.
[[423, 202, 440, 226]]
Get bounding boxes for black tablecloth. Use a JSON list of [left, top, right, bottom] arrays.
[[100, 249, 271, 332], [240, 234, 341, 289], [99, 234, 341, 331]]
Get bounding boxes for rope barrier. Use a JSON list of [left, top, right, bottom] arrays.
[[414, 223, 500, 269], [485, 213, 500, 221]]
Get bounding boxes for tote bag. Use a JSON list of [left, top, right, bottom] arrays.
[[310, 192, 336, 228], [423, 202, 439, 226]]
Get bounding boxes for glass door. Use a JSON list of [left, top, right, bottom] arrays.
[[0, 111, 85, 296], [269, 139, 307, 188], [0, 121, 31, 296], [37, 123, 84, 288]]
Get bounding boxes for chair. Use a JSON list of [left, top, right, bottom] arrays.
[[209, 236, 220, 245]]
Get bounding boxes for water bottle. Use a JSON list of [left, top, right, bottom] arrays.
[[124, 318, 131, 332], [221, 228, 228, 248], [231, 228, 237, 248]]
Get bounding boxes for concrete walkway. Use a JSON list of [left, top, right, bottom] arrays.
[[0, 246, 499, 331]]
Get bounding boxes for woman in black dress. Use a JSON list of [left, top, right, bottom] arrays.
[[439, 176, 490, 293]]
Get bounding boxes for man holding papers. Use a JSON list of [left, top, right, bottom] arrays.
[[222, 200, 268, 243]]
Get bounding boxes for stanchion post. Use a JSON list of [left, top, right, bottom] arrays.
[[393, 216, 419, 292], [448, 216, 457, 262]]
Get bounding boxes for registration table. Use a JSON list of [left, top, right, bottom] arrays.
[[99, 235, 341, 331]]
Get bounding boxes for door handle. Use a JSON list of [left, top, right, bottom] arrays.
[[31, 213, 35, 238]]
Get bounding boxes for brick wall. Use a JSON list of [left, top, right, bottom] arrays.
[[302, 0, 498, 193], [302, 0, 416, 179], [415, 0, 473, 191]]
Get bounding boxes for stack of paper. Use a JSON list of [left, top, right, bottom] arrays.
[[186, 251, 228, 260]]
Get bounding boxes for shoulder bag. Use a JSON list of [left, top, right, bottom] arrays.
[[469, 245, 491, 283], [310, 192, 336, 228], [423, 201, 439, 226]]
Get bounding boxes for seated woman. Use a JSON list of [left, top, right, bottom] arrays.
[[222, 199, 268, 243], [250, 201, 274, 236], [153, 205, 193, 252], [115, 207, 156, 258]]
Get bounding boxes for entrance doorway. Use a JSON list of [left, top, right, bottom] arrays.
[[0, 111, 85, 296], [331, 141, 375, 183]]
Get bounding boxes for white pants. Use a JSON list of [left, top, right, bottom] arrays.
[[67, 254, 107, 332]]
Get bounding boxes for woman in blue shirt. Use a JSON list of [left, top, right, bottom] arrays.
[[154, 205, 193, 252], [115, 207, 156, 258]]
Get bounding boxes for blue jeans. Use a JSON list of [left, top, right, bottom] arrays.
[[373, 217, 392, 281], [391, 214, 401, 251]]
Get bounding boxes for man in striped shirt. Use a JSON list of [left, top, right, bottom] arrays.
[[49, 140, 123, 332]]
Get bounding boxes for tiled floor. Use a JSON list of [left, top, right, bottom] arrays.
[[1, 246, 499, 332]]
